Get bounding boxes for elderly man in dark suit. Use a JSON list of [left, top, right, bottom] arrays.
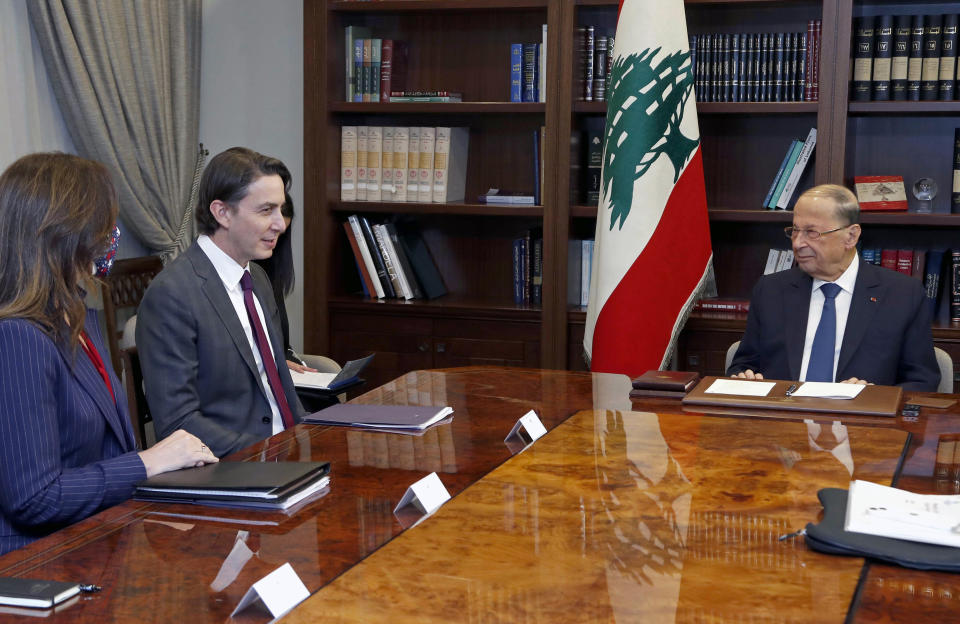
[[727, 184, 939, 391], [137, 147, 305, 457]]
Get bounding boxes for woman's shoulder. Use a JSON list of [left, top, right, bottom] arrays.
[[0, 318, 59, 354]]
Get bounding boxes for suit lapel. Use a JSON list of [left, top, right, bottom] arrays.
[[58, 314, 133, 452], [783, 268, 812, 380], [186, 245, 262, 383], [837, 261, 882, 378]]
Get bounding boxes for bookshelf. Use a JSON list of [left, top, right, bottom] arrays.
[[304, 0, 960, 391]]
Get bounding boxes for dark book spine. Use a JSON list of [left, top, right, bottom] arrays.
[[531, 236, 542, 306], [354, 38, 365, 103], [722, 33, 731, 102], [752, 33, 762, 102], [593, 36, 608, 102], [574, 27, 585, 101], [699, 34, 713, 102], [954, 128, 960, 213], [767, 31, 777, 101], [714, 33, 722, 102], [786, 32, 797, 101], [804, 21, 815, 100], [708, 33, 717, 102], [512, 238, 523, 305], [359, 216, 396, 298], [940, 14, 958, 100], [693, 35, 702, 101], [759, 32, 769, 101], [584, 26, 595, 101], [921, 14, 943, 101], [532, 129, 541, 206], [872, 15, 894, 101], [923, 249, 945, 317], [812, 19, 822, 100], [952, 251, 960, 323], [380, 39, 393, 102], [739, 33, 750, 102], [585, 129, 602, 204], [773, 32, 785, 102], [891, 15, 912, 100], [908, 15, 925, 101], [522, 43, 536, 102], [852, 16, 874, 101], [730, 33, 741, 102], [797, 32, 807, 102]]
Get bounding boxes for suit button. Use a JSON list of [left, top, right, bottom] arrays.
[[262, 416, 271, 424]]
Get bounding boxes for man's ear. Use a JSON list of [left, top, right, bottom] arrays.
[[210, 200, 231, 229], [844, 223, 861, 249]]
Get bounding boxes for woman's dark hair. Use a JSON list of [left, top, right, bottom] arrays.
[[195, 146, 291, 235], [0, 152, 118, 350], [253, 192, 295, 297]]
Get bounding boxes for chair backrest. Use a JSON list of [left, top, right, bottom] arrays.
[[725, 341, 741, 373], [119, 346, 152, 449], [101, 256, 163, 374], [935, 347, 954, 394], [728, 341, 953, 393]]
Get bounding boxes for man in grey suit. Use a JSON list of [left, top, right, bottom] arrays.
[[137, 147, 305, 457]]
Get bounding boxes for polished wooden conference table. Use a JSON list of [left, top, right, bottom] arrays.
[[1, 367, 959, 622]]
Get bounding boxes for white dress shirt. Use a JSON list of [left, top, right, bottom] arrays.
[[197, 235, 283, 434], [799, 253, 859, 382]]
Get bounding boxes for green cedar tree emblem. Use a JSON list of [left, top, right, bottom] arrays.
[[602, 47, 698, 231]]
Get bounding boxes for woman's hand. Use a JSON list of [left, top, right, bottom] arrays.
[[138, 429, 219, 478]]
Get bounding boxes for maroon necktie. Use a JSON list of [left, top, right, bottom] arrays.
[[240, 270, 295, 429]]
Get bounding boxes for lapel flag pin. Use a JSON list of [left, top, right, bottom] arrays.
[[870, 297, 878, 302]]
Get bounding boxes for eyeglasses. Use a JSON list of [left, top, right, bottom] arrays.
[[784, 225, 848, 240]]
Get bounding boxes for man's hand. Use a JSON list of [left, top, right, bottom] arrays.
[[732, 370, 764, 380], [839, 377, 871, 385], [287, 360, 318, 373]]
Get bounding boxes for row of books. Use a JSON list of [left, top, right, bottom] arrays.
[[344, 28, 408, 102], [762, 128, 817, 209], [510, 26, 548, 103], [852, 14, 960, 102], [691, 21, 822, 103], [567, 239, 595, 308], [340, 126, 469, 203], [512, 230, 543, 306], [343, 214, 447, 301], [576, 26, 614, 102], [861, 248, 960, 321]]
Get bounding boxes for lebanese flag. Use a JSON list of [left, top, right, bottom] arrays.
[[584, 0, 712, 377]]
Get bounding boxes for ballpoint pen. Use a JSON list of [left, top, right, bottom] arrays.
[[785, 383, 798, 396]]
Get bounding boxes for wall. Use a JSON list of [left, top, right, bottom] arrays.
[[200, 0, 305, 353]]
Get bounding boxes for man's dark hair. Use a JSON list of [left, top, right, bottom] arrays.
[[195, 147, 291, 235]]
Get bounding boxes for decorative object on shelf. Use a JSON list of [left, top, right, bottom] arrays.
[[912, 177, 938, 213], [853, 175, 909, 211]]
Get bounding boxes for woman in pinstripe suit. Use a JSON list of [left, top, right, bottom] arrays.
[[0, 152, 219, 556]]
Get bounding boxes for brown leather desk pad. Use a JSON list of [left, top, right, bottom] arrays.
[[682, 376, 904, 417]]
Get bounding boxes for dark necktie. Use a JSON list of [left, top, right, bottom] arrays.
[[239, 270, 295, 429], [806, 282, 842, 382]]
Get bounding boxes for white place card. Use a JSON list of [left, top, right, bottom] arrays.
[[230, 562, 309, 618], [504, 410, 547, 446], [393, 472, 451, 516], [790, 382, 864, 399], [705, 379, 776, 396]]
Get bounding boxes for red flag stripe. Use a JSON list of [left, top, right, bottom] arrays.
[[590, 149, 712, 377]]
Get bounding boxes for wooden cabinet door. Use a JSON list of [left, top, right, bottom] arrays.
[[330, 311, 433, 389], [432, 318, 540, 369]]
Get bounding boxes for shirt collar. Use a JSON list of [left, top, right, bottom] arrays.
[[811, 253, 859, 295], [197, 234, 249, 292]]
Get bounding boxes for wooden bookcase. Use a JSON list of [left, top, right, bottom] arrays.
[[304, 0, 960, 392]]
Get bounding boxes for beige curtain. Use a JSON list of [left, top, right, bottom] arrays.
[[27, 0, 203, 260]]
